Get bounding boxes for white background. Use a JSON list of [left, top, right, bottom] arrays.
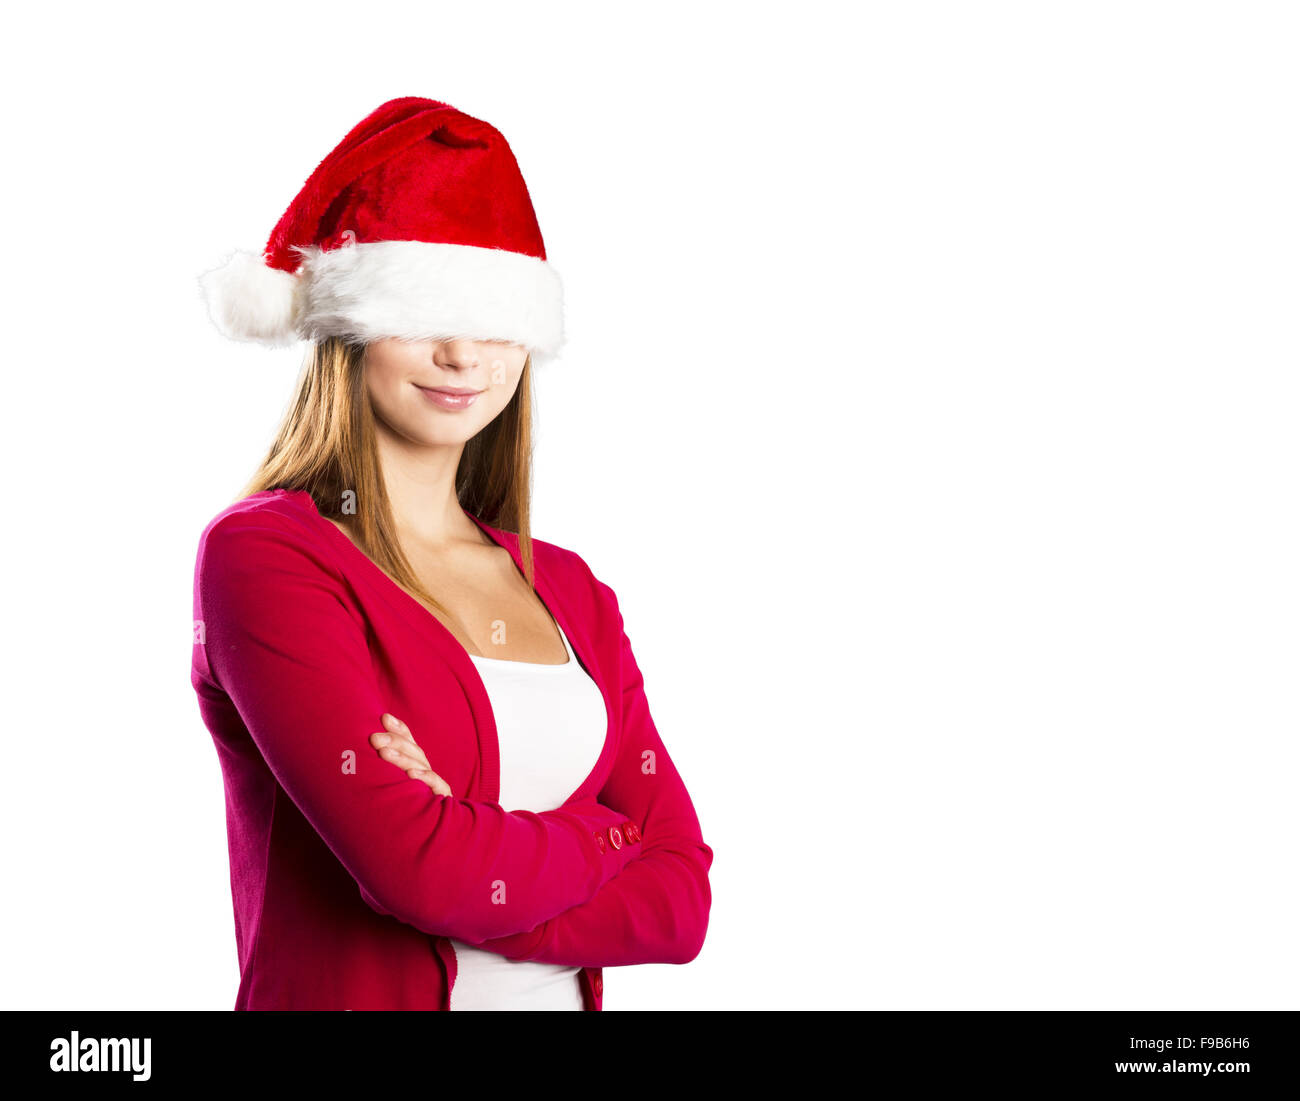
[[1, 1, 1296, 1010]]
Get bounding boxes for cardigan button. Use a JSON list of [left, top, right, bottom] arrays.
[[608, 825, 623, 850], [593, 830, 606, 854], [624, 821, 640, 843], [593, 972, 603, 996]]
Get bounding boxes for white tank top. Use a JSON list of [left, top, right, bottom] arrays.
[[448, 620, 609, 1010]]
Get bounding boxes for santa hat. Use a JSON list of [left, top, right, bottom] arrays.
[[198, 97, 565, 362]]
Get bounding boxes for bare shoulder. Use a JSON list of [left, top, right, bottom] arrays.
[[323, 515, 354, 542]]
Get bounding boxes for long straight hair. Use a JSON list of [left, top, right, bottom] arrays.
[[237, 337, 535, 615]]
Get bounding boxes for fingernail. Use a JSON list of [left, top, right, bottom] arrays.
[[373, 734, 390, 746]]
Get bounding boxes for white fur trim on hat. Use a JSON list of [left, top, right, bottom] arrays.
[[198, 240, 565, 360], [292, 240, 565, 359]]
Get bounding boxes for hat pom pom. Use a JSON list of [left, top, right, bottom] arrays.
[[198, 250, 300, 346]]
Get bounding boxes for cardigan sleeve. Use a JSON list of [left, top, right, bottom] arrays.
[[476, 568, 714, 967], [193, 508, 642, 942]]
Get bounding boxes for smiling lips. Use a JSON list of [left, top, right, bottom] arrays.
[[416, 384, 484, 411]]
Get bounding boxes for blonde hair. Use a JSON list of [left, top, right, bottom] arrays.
[[238, 336, 536, 614]]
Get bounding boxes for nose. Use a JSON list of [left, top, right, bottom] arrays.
[[433, 339, 481, 373]]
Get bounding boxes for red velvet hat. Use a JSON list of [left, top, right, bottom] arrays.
[[199, 97, 565, 362]]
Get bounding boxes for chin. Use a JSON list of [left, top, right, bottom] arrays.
[[407, 415, 490, 448]]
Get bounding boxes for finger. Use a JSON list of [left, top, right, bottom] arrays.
[[382, 713, 416, 741], [379, 716, 431, 769], [370, 730, 431, 772], [409, 768, 453, 797], [374, 743, 430, 774]]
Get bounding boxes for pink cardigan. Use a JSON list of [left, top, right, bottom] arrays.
[[190, 488, 713, 1009]]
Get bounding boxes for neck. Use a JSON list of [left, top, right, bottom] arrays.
[[373, 421, 482, 547]]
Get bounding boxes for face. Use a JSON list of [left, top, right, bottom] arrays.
[[363, 337, 529, 448]]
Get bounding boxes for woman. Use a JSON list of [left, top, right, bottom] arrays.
[[191, 97, 713, 1010]]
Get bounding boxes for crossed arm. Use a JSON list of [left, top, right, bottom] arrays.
[[196, 509, 647, 942], [374, 587, 715, 967], [197, 508, 712, 962]]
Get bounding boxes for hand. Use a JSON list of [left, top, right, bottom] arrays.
[[370, 714, 453, 796]]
